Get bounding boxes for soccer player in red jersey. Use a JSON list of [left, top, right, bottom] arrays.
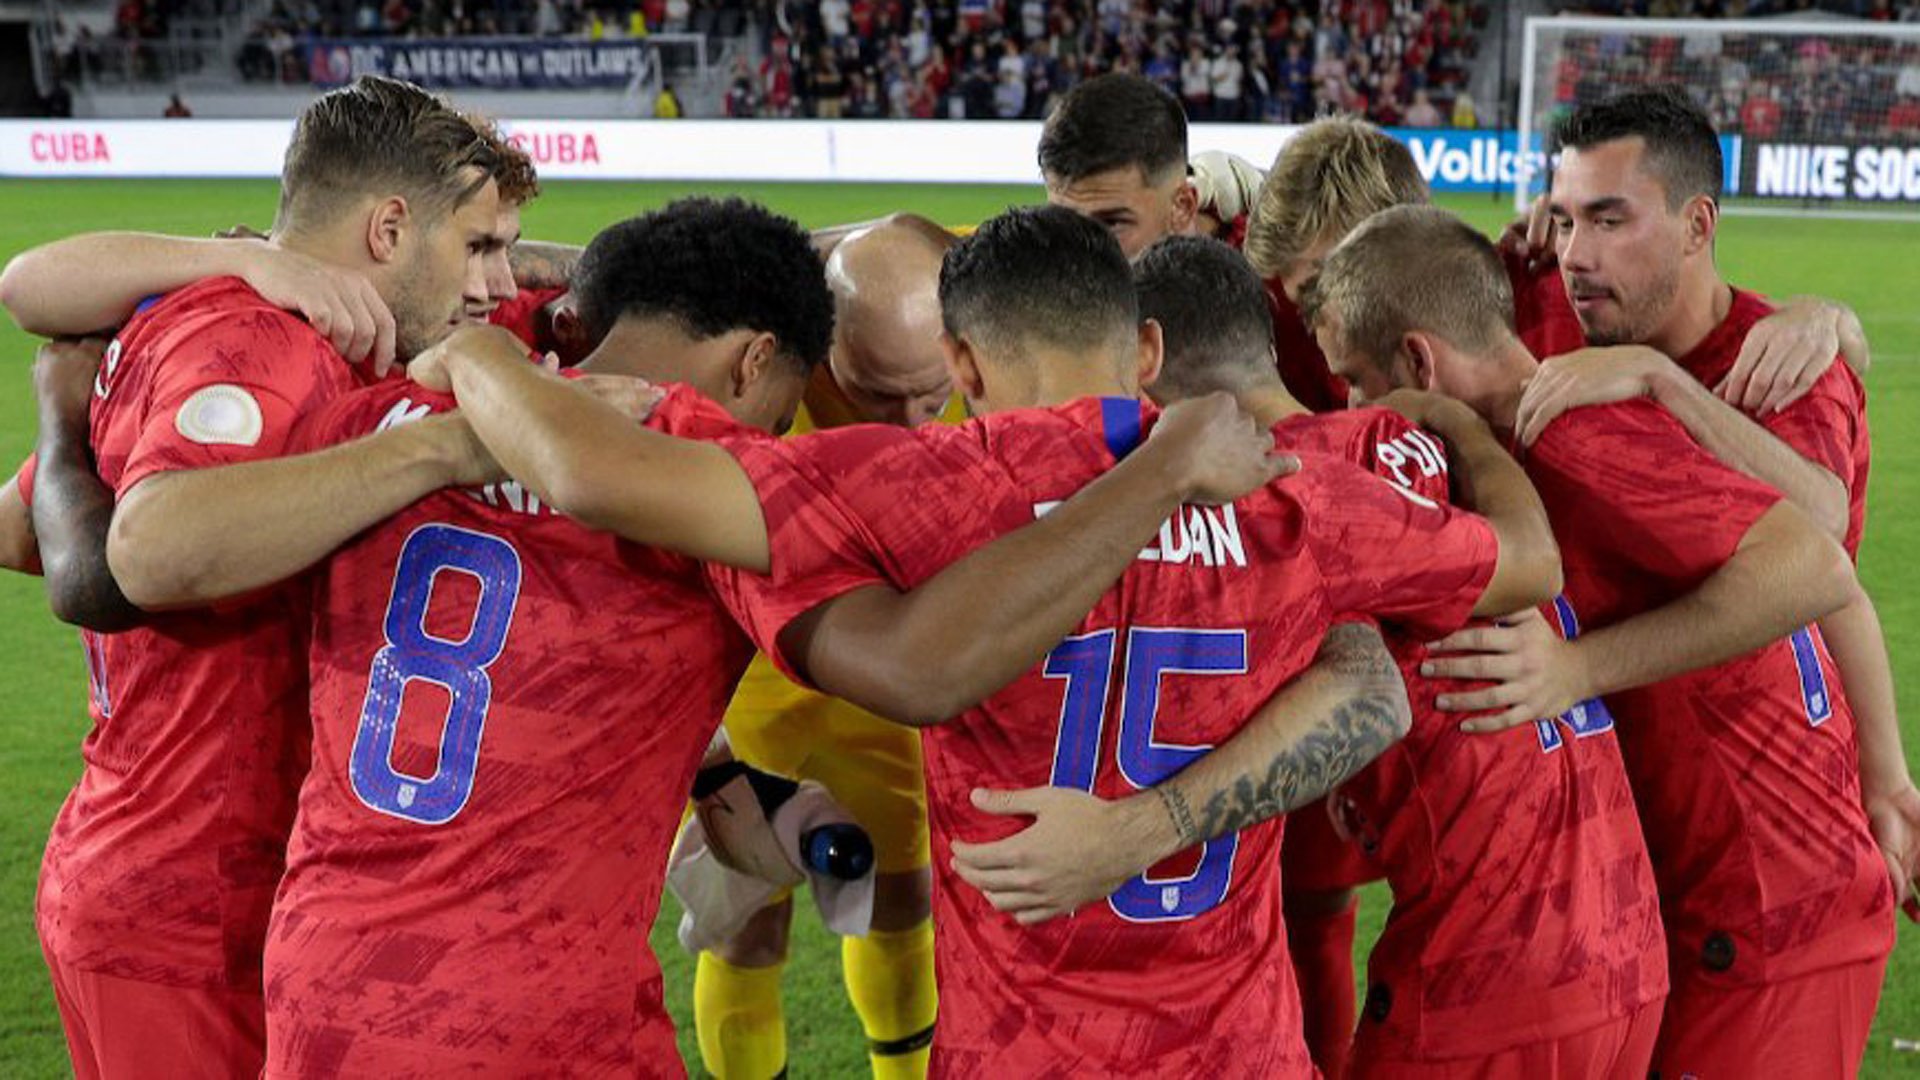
[[1320, 206, 1888, 1077], [427, 205, 1566, 1076], [1037, 74, 1256, 261], [10, 78, 511, 1079], [272, 197, 1338, 1075], [954, 233, 1669, 1078], [263, 198, 831, 1077], [1243, 115, 1865, 421]]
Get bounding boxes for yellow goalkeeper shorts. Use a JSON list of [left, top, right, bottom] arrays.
[[721, 654, 931, 875]]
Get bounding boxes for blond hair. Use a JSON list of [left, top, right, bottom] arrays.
[[1243, 118, 1429, 279], [1304, 205, 1514, 374]]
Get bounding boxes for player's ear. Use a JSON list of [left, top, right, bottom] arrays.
[[1135, 318, 1165, 391], [732, 331, 779, 397], [942, 332, 986, 402], [549, 302, 590, 366], [1170, 177, 1200, 235], [1683, 194, 1719, 257], [366, 196, 410, 264], [1400, 332, 1439, 391]]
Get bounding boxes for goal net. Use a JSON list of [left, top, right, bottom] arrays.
[[1517, 16, 1920, 220]]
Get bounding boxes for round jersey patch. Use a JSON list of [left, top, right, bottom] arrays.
[[174, 384, 265, 447]]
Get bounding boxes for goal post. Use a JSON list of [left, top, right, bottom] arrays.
[[1517, 16, 1920, 220]]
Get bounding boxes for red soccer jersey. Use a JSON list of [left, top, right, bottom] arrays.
[[39, 276, 358, 990], [1264, 279, 1351, 413], [486, 284, 568, 357], [714, 397, 1501, 1077], [1281, 408, 1667, 1059], [1673, 288, 1872, 559], [265, 382, 763, 1076], [1526, 400, 1892, 988], [1504, 247, 1589, 361]]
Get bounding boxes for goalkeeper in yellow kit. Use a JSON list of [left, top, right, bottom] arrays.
[[695, 215, 958, 1080]]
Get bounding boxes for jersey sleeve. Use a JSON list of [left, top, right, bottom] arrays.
[[1503, 247, 1587, 361], [702, 434, 897, 685], [1756, 361, 1862, 494], [705, 422, 1010, 684], [1532, 401, 1785, 587], [118, 310, 349, 496], [1300, 454, 1499, 640], [487, 286, 567, 351], [13, 454, 36, 510]]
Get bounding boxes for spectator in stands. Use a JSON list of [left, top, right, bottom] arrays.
[[960, 39, 995, 117], [1451, 88, 1477, 127], [815, 47, 847, 117], [1741, 84, 1784, 137], [995, 60, 1027, 117], [1212, 42, 1246, 120], [1182, 39, 1212, 118], [726, 57, 760, 116], [1406, 86, 1442, 126], [655, 81, 684, 117], [164, 92, 192, 118]]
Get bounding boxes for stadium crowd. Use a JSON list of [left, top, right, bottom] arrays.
[[1544, 13, 1920, 141], [720, 0, 1488, 122]]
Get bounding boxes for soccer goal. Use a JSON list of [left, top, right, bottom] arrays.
[[1516, 16, 1920, 221]]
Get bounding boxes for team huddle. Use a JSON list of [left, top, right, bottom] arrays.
[[0, 70, 1907, 1080]]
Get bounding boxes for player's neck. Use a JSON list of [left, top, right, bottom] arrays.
[[1238, 383, 1308, 428], [1643, 268, 1733, 361], [1471, 340, 1538, 437], [1030, 349, 1133, 405]]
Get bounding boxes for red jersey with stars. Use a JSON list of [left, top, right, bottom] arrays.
[[1675, 288, 1872, 559], [486, 285, 568, 358], [713, 398, 1501, 1078], [40, 275, 359, 990], [265, 382, 762, 1077], [1282, 408, 1666, 1058], [1526, 400, 1891, 988]]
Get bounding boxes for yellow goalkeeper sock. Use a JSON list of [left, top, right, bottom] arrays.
[[695, 952, 788, 1079], [842, 921, 937, 1080]]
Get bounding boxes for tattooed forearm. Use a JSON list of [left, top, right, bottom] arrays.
[[508, 240, 583, 290], [1185, 693, 1404, 843]]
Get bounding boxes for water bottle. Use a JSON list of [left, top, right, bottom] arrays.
[[802, 823, 875, 881]]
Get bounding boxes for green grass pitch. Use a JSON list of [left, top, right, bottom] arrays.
[[0, 178, 1915, 1077]]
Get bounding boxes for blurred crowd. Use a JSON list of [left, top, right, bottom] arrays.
[[725, 0, 1487, 123], [1546, 21, 1920, 141]]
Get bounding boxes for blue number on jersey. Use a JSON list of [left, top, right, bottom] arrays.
[[1787, 625, 1833, 727], [349, 524, 522, 825], [1534, 596, 1616, 753], [1044, 627, 1248, 922]]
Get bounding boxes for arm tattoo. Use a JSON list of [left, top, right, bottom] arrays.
[[507, 241, 583, 290], [1158, 784, 1202, 849], [1188, 693, 1403, 843]]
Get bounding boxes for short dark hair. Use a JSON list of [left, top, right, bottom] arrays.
[[1306, 205, 1514, 373], [939, 205, 1137, 355], [278, 75, 500, 232], [1038, 73, 1188, 188], [1134, 236, 1276, 401], [572, 197, 833, 375], [1552, 86, 1723, 208]]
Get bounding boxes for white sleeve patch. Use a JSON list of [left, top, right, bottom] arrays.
[[174, 384, 265, 447]]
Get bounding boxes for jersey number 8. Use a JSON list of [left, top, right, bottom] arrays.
[[350, 524, 522, 825]]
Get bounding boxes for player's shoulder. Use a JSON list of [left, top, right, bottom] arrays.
[[644, 383, 763, 442], [123, 275, 336, 375], [292, 374, 452, 452]]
